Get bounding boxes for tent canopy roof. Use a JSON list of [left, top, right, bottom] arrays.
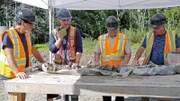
[[14, 0, 180, 10]]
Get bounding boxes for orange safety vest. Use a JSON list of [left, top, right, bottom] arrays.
[[0, 27, 33, 78], [98, 32, 127, 66], [143, 30, 176, 65], [52, 26, 76, 64]]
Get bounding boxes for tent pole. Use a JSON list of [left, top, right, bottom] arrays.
[[49, 8, 52, 63]]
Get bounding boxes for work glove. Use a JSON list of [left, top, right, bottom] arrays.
[[41, 63, 49, 72]]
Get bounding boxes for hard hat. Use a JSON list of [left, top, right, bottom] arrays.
[[16, 8, 35, 24], [105, 16, 119, 30], [150, 13, 166, 28], [57, 8, 72, 20]]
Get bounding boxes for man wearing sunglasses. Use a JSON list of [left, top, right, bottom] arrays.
[[94, 15, 131, 101], [132, 13, 180, 66], [0, 8, 45, 79]]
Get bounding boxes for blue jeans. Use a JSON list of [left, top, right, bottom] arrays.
[[0, 74, 8, 80]]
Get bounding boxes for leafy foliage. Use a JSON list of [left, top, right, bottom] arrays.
[[0, 0, 180, 44]]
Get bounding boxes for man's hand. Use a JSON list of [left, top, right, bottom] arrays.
[[58, 30, 66, 39], [71, 63, 81, 69], [15, 72, 28, 79], [55, 30, 65, 49], [94, 61, 100, 66], [119, 60, 128, 66], [132, 59, 139, 66]]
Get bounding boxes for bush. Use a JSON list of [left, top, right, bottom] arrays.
[[123, 28, 146, 44]]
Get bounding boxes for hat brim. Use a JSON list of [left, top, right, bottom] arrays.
[[17, 18, 36, 25], [59, 17, 72, 20], [150, 22, 165, 28], [150, 24, 160, 28], [106, 26, 118, 30], [30, 22, 36, 25]]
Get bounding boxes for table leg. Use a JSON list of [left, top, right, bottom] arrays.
[[9, 92, 26, 101]]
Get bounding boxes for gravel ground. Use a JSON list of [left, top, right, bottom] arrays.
[[0, 50, 180, 101]]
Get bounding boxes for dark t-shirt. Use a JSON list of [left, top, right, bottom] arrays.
[[2, 31, 32, 67], [142, 33, 180, 65]]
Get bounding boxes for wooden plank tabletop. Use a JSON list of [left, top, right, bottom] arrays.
[[4, 71, 180, 98]]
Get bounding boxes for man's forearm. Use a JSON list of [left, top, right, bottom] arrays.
[[75, 52, 82, 63], [4, 47, 19, 74], [176, 48, 180, 52], [32, 46, 45, 63], [55, 38, 62, 49], [134, 46, 145, 60], [94, 52, 100, 63]]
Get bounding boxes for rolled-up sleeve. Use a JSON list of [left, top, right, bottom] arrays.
[[49, 32, 59, 53], [94, 42, 100, 53], [2, 33, 13, 49], [141, 37, 146, 48], [75, 28, 83, 53], [125, 41, 131, 54]]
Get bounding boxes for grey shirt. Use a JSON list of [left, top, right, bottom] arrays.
[[94, 34, 131, 54]]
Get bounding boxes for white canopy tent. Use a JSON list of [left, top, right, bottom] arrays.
[[13, 0, 180, 62], [14, 0, 180, 10]]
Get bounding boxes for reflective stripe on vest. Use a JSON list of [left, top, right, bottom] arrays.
[[99, 34, 106, 54], [164, 31, 176, 53], [100, 54, 125, 61], [68, 26, 76, 60], [25, 32, 33, 66], [143, 32, 153, 65], [143, 30, 176, 65], [99, 33, 127, 65], [9, 29, 20, 58], [0, 27, 32, 78], [118, 33, 126, 54], [52, 26, 76, 64], [0, 55, 27, 66]]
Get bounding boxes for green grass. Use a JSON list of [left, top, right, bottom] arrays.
[[123, 29, 145, 44], [34, 43, 48, 50], [34, 38, 141, 51], [83, 38, 97, 53], [34, 38, 97, 52], [131, 42, 141, 49]]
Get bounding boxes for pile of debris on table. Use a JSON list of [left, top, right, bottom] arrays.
[[31, 62, 180, 77]]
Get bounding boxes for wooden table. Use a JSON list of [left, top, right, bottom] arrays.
[[4, 71, 180, 101]]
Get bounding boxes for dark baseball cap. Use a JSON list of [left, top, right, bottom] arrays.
[[150, 13, 166, 28], [16, 8, 36, 24], [105, 16, 118, 30]]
